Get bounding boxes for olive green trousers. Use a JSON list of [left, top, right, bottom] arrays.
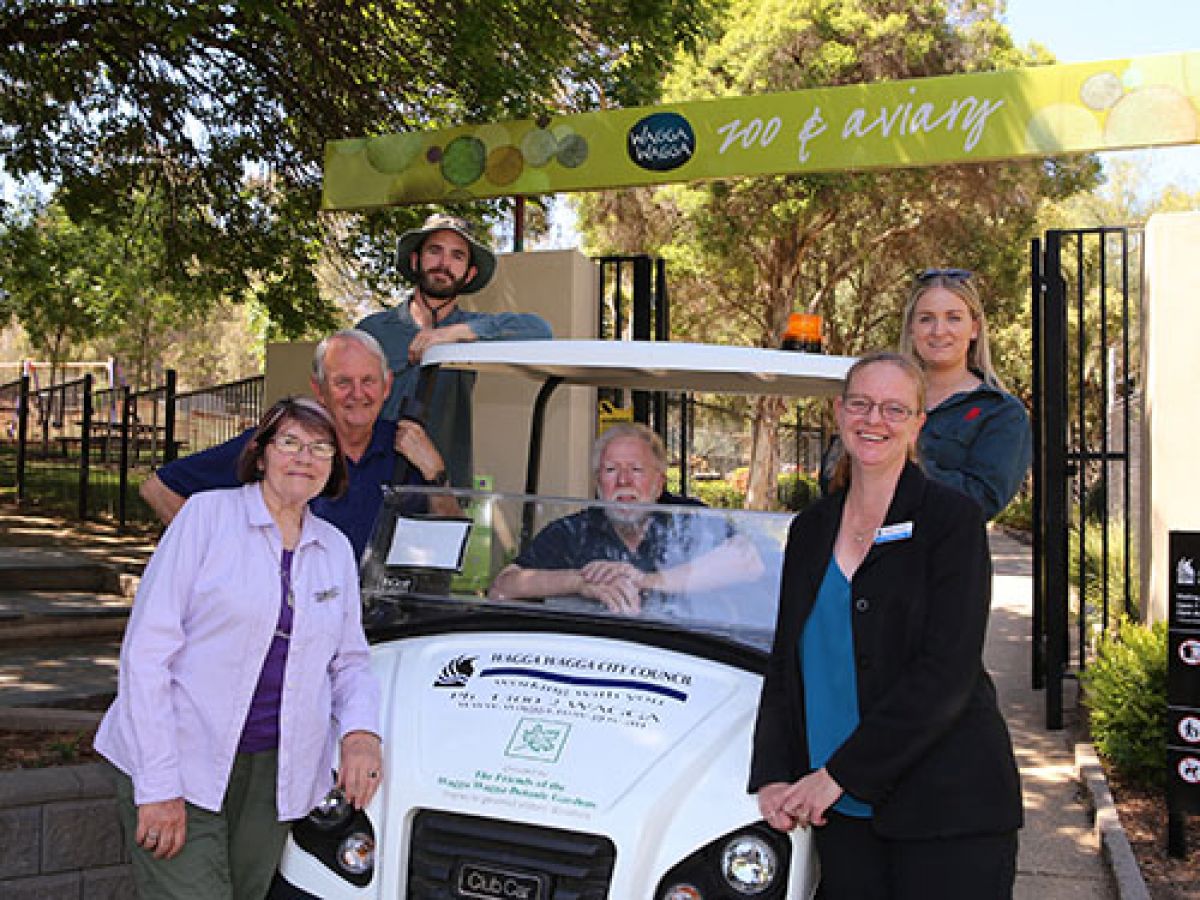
[[110, 751, 293, 900]]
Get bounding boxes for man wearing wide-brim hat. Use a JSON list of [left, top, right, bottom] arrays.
[[357, 212, 552, 488]]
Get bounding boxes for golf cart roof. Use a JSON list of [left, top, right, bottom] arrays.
[[421, 339, 854, 397]]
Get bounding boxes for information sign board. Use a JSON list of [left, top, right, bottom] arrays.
[[1168, 532, 1200, 856]]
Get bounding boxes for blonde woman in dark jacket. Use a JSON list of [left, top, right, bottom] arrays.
[[900, 268, 1031, 519]]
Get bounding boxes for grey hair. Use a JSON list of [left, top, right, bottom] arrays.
[[591, 422, 668, 477], [312, 329, 389, 385]]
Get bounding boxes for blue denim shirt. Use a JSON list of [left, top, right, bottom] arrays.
[[357, 292, 552, 487], [918, 382, 1031, 520]]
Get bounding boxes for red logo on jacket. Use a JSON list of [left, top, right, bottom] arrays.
[[964, 406, 982, 422]]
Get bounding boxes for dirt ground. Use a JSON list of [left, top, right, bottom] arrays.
[[0, 726, 100, 769], [1105, 767, 1200, 900]]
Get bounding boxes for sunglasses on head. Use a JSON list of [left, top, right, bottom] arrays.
[[916, 267, 973, 283]]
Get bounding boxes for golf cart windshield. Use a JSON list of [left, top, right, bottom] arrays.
[[361, 486, 792, 657]]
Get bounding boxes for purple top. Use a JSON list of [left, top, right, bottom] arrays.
[[238, 548, 295, 753]]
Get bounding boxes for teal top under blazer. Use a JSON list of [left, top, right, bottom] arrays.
[[749, 462, 1023, 840]]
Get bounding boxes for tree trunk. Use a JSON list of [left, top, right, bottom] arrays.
[[745, 395, 786, 510]]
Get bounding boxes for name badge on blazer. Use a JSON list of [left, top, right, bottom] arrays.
[[874, 522, 914, 544], [314, 587, 340, 603]]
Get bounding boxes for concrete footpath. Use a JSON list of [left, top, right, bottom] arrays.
[[987, 529, 1124, 899], [0, 508, 1136, 898]]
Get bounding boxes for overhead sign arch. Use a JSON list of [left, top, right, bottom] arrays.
[[322, 51, 1199, 210]]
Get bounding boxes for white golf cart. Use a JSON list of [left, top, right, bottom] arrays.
[[271, 340, 854, 900]]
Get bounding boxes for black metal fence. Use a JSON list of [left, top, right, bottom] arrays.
[[1032, 226, 1141, 729], [665, 396, 826, 480], [0, 370, 264, 527]]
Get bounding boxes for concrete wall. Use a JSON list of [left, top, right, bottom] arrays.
[[264, 248, 600, 499], [0, 764, 133, 898], [263, 341, 315, 407], [1142, 211, 1200, 622], [468, 248, 598, 497]]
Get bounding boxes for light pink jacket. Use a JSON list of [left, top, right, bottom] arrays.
[[96, 483, 380, 819]]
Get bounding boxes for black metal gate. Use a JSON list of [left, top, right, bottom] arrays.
[[1032, 227, 1142, 729], [596, 253, 670, 424], [595, 255, 689, 473], [592, 254, 826, 500]]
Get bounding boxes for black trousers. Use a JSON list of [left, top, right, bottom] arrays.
[[812, 813, 1018, 900]]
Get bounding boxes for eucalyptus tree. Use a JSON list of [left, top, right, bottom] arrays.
[[0, 201, 109, 384]]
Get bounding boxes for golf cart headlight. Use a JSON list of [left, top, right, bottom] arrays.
[[337, 831, 375, 875], [721, 833, 778, 894], [307, 788, 354, 832]]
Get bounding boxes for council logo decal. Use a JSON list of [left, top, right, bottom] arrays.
[[434, 655, 477, 688], [627, 112, 695, 173], [505, 718, 572, 763]]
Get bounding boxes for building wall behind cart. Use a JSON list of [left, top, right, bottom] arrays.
[[1143, 211, 1200, 623], [471, 248, 598, 497]]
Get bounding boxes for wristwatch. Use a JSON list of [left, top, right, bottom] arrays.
[[429, 469, 450, 487]]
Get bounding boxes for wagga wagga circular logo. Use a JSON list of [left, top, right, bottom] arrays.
[[627, 112, 695, 172]]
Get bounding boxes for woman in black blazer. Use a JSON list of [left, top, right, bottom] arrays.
[[750, 351, 1022, 899]]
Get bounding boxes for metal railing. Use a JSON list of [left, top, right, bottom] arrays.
[[0, 371, 264, 527]]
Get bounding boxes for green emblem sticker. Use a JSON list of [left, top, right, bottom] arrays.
[[505, 718, 571, 763]]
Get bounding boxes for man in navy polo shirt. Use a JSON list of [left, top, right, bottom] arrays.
[[140, 329, 454, 561]]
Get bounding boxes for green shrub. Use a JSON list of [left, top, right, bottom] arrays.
[[777, 472, 818, 512], [665, 466, 682, 495], [1079, 617, 1168, 788], [1069, 518, 1140, 629], [993, 492, 1032, 532], [693, 479, 745, 509], [666, 468, 817, 511]]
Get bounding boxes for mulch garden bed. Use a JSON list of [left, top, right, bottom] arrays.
[[1105, 766, 1200, 899]]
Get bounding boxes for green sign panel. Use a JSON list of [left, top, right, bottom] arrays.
[[323, 51, 1200, 210]]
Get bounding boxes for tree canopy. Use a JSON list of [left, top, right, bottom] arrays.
[[1, 0, 717, 336], [0, 201, 107, 381]]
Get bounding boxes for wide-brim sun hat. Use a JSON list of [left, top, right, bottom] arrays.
[[395, 213, 497, 295]]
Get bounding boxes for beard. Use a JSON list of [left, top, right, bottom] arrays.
[[417, 264, 471, 299], [605, 502, 649, 529]]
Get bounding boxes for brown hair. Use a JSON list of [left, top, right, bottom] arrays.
[[898, 271, 1007, 391], [236, 397, 349, 499], [828, 351, 926, 493]]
